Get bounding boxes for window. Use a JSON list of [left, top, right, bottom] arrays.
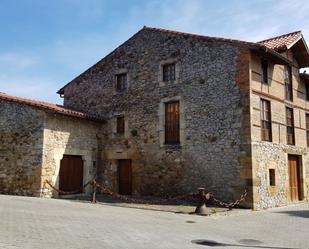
[[269, 169, 276, 186], [306, 113, 309, 147], [163, 63, 176, 81], [116, 116, 125, 134], [284, 65, 293, 101], [260, 99, 272, 141], [116, 73, 127, 92], [165, 101, 180, 144], [286, 107, 295, 145], [261, 60, 268, 84], [306, 83, 309, 101]]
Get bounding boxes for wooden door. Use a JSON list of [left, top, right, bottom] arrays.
[[288, 155, 300, 202], [59, 155, 83, 195], [118, 159, 132, 195]]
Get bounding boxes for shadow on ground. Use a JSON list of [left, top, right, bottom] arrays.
[[274, 210, 309, 218], [191, 239, 301, 249]]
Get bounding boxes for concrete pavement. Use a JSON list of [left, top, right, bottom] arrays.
[[0, 194, 308, 249]]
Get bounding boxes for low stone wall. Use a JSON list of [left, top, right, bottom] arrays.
[[252, 141, 309, 209], [0, 100, 44, 196]]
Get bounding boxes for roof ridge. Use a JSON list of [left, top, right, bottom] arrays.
[[0, 92, 103, 121], [258, 30, 302, 43], [143, 26, 258, 47]]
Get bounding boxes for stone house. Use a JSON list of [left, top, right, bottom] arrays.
[[0, 92, 104, 197], [1, 27, 309, 209]]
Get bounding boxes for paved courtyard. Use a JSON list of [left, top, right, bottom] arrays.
[[0, 195, 308, 249]]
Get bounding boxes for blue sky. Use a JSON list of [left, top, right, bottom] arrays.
[[0, 0, 308, 104]]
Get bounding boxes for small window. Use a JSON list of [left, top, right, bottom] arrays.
[[163, 63, 176, 81], [116, 73, 127, 92], [261, 59, 268, 84], [306, 113, 309, 147], [260, 99, 272, 141], [286, 107, 295, 145], [284, 65, 293, 101], [306, 83, 309, 101], [269, 169, 276, 186], [165, 101, 180, 144], [116, 116, 125, 134]]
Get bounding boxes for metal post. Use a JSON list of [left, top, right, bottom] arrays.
[[194, 188, 210, 215], [92, 180, 97, 204]]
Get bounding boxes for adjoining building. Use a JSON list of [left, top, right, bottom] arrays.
[[1, 27, 309, 209], [0, 92, 104, 197]]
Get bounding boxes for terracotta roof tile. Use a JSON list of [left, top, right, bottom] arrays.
[[0, 92, 104, 122], [258, 31, 302, 51], [143, 26, 262, 49]]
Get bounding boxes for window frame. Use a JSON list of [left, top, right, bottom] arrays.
[[260, 99, 272, 142], [284, 65, 293, 101], [164, 101, 180, 145], [306, 82, 309, 101], [115, 73, 128, 92], [116, 116, 125, 134], [286, 107, 295, 145], [261, 59, 268, 84], [269, 169, 276, 186], [162, 63, 176, 82], [305, 113, 309, 147]]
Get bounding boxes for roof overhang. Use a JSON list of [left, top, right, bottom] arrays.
[[251, 46, 291, 65], [300, 72, 309, 81], [290, 35, 309, 68]]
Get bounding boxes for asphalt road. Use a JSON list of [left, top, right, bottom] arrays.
[[0, 194, 308, 249]]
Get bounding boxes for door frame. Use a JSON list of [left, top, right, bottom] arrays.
[[59, 155, 84, 195], [287, 154, 303, 202], [118, 159, 132, 195]]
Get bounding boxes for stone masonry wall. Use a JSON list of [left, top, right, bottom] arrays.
[[0, 100, 44, 196], [41, 113, 102, 197], [63, 28, 252, 205], [250, 51, 309, 209]]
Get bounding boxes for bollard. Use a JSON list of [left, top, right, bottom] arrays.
[[194, 188, 211, 215], [92, 180, 97, 203]]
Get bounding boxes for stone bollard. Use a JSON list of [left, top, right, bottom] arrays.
[[194, 188, 211, 215]]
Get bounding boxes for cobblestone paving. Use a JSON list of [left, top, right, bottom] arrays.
[[0, 195, 308, 249]]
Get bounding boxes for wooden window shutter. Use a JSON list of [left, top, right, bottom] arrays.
[[260, 99, 272, 141], [117, 116, 125, 134], [165, 101, 180, 144], [286, 107, 295, 145]]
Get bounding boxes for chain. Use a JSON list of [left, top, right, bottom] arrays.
[[45, 180, 93, 195], [94, 182, 196, 205], [45, 179, 247, 209], [209, 190, 247, 209]]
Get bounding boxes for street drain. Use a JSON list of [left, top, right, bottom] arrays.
[[238, 239, 263, 245], [191, 240, 224, 247]]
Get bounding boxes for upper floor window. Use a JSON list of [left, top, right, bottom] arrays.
[[163, 63, 176, 82], [306, 113, 309, 147], [284, 65, 293, 101], [116, 116, 125, 134], [286, 107, 295, 145], [165, 101, 180, 144], [116, 73, 127, 92], [261, 60, 268, 84], [260, 99, 272, 141], [306, 83, 309, 101]]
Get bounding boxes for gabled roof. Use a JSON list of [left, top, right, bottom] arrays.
[[57, 26, 292, 95], [258, 31, 309, 67], [0, 92, 104, 122], [258, 31, 302, 51]]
